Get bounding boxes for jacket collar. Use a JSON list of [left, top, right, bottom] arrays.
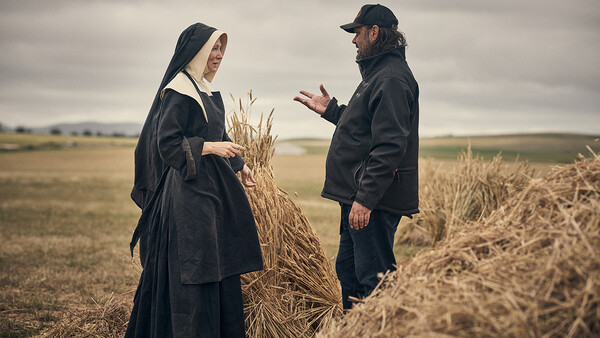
[[356, 46, 406, 79]]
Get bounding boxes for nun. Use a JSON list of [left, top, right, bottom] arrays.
[[126, 22, 263, 337]]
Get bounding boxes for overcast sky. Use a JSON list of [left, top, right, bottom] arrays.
[[1, 0, 598, 138]]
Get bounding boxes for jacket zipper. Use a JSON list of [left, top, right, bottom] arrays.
[[354, 161, 365, 186]]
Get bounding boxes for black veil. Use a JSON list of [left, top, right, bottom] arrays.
[[131, 23, 217, 210]]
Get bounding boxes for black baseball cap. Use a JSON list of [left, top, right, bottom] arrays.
[[340, 4, 398, 33]]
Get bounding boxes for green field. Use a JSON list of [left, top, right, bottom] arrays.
[[0, 132, 598, 336], [0, 132, 138, 152], [419, 133, 600, 162], [280, 133, 600, 162]]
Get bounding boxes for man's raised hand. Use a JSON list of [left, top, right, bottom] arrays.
[[293, 84, 331, 115]]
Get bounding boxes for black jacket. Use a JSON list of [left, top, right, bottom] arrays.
[[321, 46, 419, 216]]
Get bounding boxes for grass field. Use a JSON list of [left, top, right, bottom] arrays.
[[0, 133, 137, 152], [0, 147, 140, 336], [281, 133, 600, 162], [0, 132, 598, 336]]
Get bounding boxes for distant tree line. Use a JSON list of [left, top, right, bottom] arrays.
[[16, 126, 32, 133], [0, 122, 136, 137]]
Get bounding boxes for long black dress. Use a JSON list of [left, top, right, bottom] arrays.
[[125, 71, 263, 336]]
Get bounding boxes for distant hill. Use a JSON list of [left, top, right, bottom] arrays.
[[31, 122, 143, 137]]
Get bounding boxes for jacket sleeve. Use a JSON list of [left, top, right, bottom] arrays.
[[354, 77, 416, 210], [157, 89, 204, 181], [223, 131, 245, 173], [320, 97, 346, 125]]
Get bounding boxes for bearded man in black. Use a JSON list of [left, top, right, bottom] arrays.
[[295, 4, 419, 309]]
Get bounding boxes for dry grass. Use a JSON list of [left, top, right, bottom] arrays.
[[402, 148, 536, 244], [228, 92, 342, 337], [39, 295, 130, 337], [0, 148, 140, 337], [320, 149, 600, 337]]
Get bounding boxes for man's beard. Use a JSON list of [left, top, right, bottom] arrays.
[[356, 38, 378, 60]]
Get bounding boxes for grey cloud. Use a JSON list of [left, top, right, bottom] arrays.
[[0, 0, 598, 137]]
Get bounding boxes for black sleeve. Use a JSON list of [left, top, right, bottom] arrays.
[[223, 131, 245, 173], [320, 97, 346, 125], [157, 90, 204, 181], [355, 78, 416, 209]]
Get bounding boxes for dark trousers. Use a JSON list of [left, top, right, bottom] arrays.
[[335, 203, 401, 309]]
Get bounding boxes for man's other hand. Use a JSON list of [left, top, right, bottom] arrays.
[[349, 201, 371, 230]]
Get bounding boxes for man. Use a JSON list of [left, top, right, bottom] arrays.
[[294, 4, 419, 309]]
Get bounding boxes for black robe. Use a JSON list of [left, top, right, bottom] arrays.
[[126, 85, 263, 337], [126, 23, 262, 337]]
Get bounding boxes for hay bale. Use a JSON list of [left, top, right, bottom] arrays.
[[320, 151, 600, 337], [415, 148, 534, 243], [228, 92, 342, 337], [39, 295, 130, 337]]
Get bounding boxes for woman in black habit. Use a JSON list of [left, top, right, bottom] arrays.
[[126, 23, 263, 337]]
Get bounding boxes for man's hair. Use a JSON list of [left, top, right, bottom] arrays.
[[370, 23, 407, 55]]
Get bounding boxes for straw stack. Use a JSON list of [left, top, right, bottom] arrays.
[[320, 149, 600, 337], [228, 92, 342, 337], [408, 148, 534, 244]]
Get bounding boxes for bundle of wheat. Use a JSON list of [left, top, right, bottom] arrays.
[[320, 149, 600, 337], [228, 92, 342, 337], [404, 148, 535, 244], [39, 295, 130, 338]]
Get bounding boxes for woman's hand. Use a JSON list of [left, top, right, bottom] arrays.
[[240, 164, 256, 187], [202, 141, 244, 158]]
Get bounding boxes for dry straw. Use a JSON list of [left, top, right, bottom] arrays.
[[39, 294, 130, 337], [228, 91, 342, 337], [401, 148, 535, 244], [320, 149, 600, 337]]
